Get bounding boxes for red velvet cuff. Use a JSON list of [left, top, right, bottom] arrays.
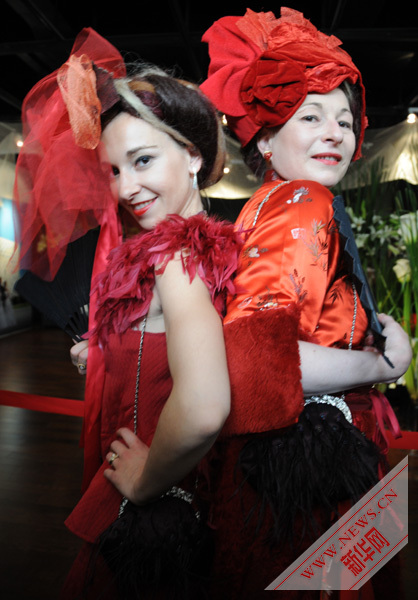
[[222, 305, 304, 437]]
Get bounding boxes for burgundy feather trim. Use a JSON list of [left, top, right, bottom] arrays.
[[90, 213, 244, 346]]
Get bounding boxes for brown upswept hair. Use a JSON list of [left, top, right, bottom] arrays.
[[101, 64, 225, 190]]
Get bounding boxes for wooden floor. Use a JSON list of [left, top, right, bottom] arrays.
[[0, 325, 417, 599], [0, 326, 85, 599]]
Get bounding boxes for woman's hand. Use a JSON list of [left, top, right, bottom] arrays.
[[300, 313, 412, 395], [70, 339, 89, 375], [376, 313, 412, 382], [104, 428, 150, 504]]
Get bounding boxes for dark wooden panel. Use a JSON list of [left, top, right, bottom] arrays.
[[0, 326, 85, 400]]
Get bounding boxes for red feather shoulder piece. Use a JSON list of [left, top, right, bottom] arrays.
[[90, 213, 244, 346]]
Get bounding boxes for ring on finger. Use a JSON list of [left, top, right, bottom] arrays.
[[109, 452, 119, 466], [78, 363, 86, 371]]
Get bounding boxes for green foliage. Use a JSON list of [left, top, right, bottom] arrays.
[[394, 189, 418, 400], [336, 161, 417, 400], [336, 162, 404, 319]]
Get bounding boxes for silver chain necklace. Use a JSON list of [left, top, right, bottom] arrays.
[[252, 180, 290, 227], [117, 314, 194, 516], [118, 315, 147, 517]]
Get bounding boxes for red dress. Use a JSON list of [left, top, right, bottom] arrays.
[[205, 177, 401, 599], [61, 213, 243, 599]]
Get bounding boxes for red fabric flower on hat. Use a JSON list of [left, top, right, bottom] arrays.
[[240, 53, 307, 128]]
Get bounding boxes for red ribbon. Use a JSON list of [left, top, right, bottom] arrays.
[[369, 388, 402, 453]]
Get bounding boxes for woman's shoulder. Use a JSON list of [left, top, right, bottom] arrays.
[[100, 213, 243, 292], [259, 178, 334, 205], [148, 212, 243, 269], [238, 178, 335, 227], [112, 213, 241, 264], [150, 213, 244, 317], [91, 213, 244, 342], [154, 213, 243, 287], [271, 179, 335, 211]]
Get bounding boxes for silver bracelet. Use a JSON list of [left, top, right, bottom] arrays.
[[304, 394, 353, 423]]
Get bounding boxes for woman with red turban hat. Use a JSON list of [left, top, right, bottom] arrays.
[[200, 8, 411, 598]]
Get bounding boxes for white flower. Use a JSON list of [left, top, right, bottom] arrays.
[[399, 211, 418, 244], [393, 258, 411, 283], [355, 233, 369, 249]]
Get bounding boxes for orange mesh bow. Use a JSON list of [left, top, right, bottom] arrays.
[[58, 54, 102, 150]]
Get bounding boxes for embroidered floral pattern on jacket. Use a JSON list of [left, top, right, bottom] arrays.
[[243, 244, 268, 267], [285, 186, 312, 204], [329, 281, 344, 305], [300, 219, 330, 271], [256, 288, 279, 310], [237, 296, 253, 309], [289, 269, 307, 303]]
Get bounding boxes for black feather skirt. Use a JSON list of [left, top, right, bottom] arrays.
[[237, 402, 382, 549]]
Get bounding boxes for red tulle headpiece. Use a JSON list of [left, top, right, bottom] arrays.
[[13, 28, 126, 281], [201, 7, 366, 159]]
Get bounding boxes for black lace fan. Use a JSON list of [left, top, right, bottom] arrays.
[[15, 228, 100, 342], [332, 196, 394, 368]]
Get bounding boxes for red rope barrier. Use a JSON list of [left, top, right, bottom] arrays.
[[0, 389, 84, 417], [0, 390, 416, 447], [387, 428, 418, 450]]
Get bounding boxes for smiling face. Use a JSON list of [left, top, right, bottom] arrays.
[[257, 88, 356, 188], [101, 112, 203, 229]]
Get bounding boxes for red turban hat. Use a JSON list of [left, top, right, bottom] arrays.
[[201, 7, 366, 160]]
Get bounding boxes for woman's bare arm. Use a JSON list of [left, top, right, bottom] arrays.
[[104, 257, 230, 504]]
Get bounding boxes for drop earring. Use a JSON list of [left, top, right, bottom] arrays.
[[192, 169, 198, 190], [263, 151, 272, 161]]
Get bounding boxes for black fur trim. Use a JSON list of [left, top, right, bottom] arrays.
[[238, 403, 382, 548]]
